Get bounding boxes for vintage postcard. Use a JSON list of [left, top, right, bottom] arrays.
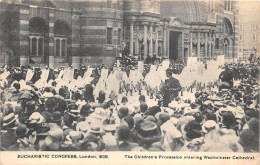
[[0, 0, 259, 164]]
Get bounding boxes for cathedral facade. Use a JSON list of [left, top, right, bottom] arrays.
[[0, 0, 238, 68]]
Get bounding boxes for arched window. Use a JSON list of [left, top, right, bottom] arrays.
[[54, 20, 71, 56], [222, 17, 233, 35], [29, 17, 48, 56]]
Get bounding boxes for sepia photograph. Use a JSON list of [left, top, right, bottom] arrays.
[[0, 0, 259, 164]]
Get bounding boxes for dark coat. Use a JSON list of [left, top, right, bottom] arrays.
[[162, 77, 182, 107], [0, 129, 17, 149]]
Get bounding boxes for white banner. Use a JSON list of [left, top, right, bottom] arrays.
[[25, 69, 34, 82]]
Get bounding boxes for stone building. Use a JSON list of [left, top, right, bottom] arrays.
[[0, 0, 238, 68]]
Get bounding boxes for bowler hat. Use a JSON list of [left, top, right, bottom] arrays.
[[51, 111, 62, 122], [15, 124, 29, 138]]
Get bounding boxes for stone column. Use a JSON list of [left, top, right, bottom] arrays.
[[29, 37, 32, 56], [197, 32, 200, 58], [190, 32, 193, 57], [205, 32, 208, 57], [181, 31, 184, 60], [167, 29, 170, 58], [59, 39, 62, 56], [163, 26, 167, 58], [149, 24, 153, 56], [209, 31, 212, 58], [212, 32, 216, 58], [130, 22, 134, 55], [155, 25, 159, 56], [135, 25, 139, 55], [143, 24, 148, 58]]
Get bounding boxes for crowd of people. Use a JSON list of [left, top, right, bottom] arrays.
[[0, 58, 259, 152]]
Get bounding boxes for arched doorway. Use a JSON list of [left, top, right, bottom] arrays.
[[222, 17, 233, 59], [29, 17, 48, 64]]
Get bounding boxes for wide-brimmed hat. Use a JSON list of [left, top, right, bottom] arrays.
[[145, 106, 161, 116], [14, 124, 29, 138], [202, 120, 219, 134], [76, 121, 90, 132], [155, 112, 170, 124], [136, 120, 161, 144], [89, 125, 104, 134], [2, 113, 18, 127], [90, 107, 107, 120], [29, 112, 45, 124], [176, 116, 195, 130], [103, 124, 119, 132], [81, 134, 105, 151]]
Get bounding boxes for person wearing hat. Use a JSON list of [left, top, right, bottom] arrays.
[[51, 111, 62, 126], [180, 120, 204, 152], [160, 117, 183, 151], [80, 134, 105, 151], [0, 113, 18, 149], [62, 130, 84, 150], [117, 96, 135, 115], [83, 84, 95, 103], [42, 87, 54, 98], [183, 120, 203, 141], [219, 65, 234, 90], [115, 123, 138, 151], [144, 106, 161, 116], [7, 124, 32, 151], [220, 111, 239, 135], [89, 124, 105, 139], [133, 102, 148, 124], [155, 112, 170, 127], [135, 120, 161, 149], [161, 69, 182, 107], [78, 104, 93, 122], [117, 107, 129, 120]]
